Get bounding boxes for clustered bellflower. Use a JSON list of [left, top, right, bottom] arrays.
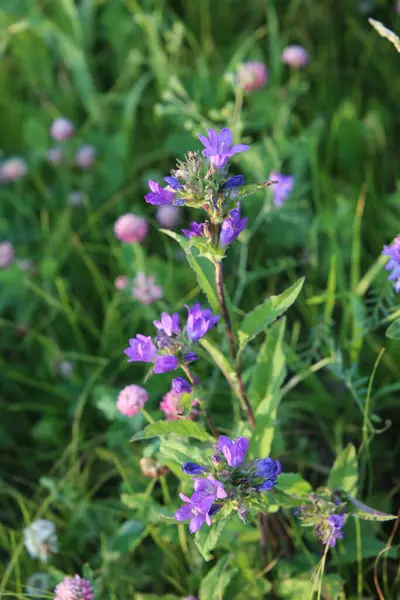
[[297, 493, 346, 548], [382, 236, 400, 292], [174, 435, 282, 532]]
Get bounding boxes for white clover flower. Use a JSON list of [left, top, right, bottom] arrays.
[[23, 519, 58, 562], [26, 572, 50, 596]]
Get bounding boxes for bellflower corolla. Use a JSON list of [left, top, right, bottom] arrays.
[[124, 335, 157, 363], [154, 355, 179, 374], [182, 462, 208, 475], [218, 435, 249, 467], [154, 312, 180, 337], [382, 236, 400, 292], [219, 205, 248, 247], [163, 176, 183, 190], [222, 174, 245, 189], [269, 171, 294, 207], [145, 180, 175, 205], [255, 458, 282, 491], [182, 222, 204, 239], [174, 493, 215, 533], [199, 128, 249, 169], [172, 377, 192, 394], [185, 304, 220, 342]]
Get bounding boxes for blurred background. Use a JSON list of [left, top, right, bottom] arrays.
[[1, 0, 400, 598]]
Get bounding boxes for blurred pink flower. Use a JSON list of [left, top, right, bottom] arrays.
[[132, 273, 163, 304], [114, 213, 148, 243], [0, 157, 27, 182], [115, 275, 130, 290], [75, 144, 96, 168], [54, 574, 94, 600], [281, 45, 309, 68], [237, 61, 268, 92], [0, 242, 14, 268], [50, 118, 74, 142], [156, 204, 181, 229], [46, 148, 63, 165], [160, 389, 199, 420], [117, 384, 149, 417]]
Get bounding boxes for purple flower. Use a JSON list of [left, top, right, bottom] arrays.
[[219, 205, 248, 247], [54, 574, 94, 600], [124, 335, 157, 363], [191, 476, 227, 503], [208, 503, 222, 516], [185, 303, 220, 342], [218, 435, 249, 467], [198, 128, 250, 169], [182, 462, 208, 475], [382, 236, 400, 292], [323, 514, 345, 547], [182, 222, 204, 239], [153, 312, 180, 336], [172, 377, 192, 394], [255, 458, 282, 491], [174, 493, 214, 533], [269, 171, 294, 207], [145, 180, 175, 205], [222, 175, 244, 189], [154, 355, 179, 374], [163, 176, 183, 190], [183, 352, 199, 363]]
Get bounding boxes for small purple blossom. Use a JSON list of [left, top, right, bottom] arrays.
[[323, 514, 345, 547], [163, 176, 183, 190], [185, 303, 220, 342], [269, 171, 294, 207], [222, 174, 244, 189], [124, 334, 157, 363], [382, 236, 400, 292], [198, 128, 249, 169], [174, 493, 214, 533], [172, 377, 192, 394], [182, 462, 208, 475], [191, 476, 227, 503], [145, 180, 175, 205], [183, 352, 199, 363], [154, 355, 179, 374], [154, 312, 181, 336], [219, 205, 248, 247], [182, 222, 204, 239], [255, 458, 282, 491], [218, 435, 249, 467]]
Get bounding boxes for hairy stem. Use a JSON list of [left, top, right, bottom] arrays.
[[214, 261, 256, 428]]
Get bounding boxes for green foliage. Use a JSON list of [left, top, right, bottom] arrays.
[[386, 317, 400, 339], [327, 444, 358, 495], [194, 506, 233, 561], [131, 420, 214, 442]]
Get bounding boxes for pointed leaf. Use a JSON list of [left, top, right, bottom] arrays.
[[338, 492, 396, 521], [194, 505, 232, 561], [199, 555, 238, 600], [130, 420, 214, 443], [386, 318, 400, 340], [233, 180, 275, 200], [327, 444, 358, 495], [200, 338, 242, 402]]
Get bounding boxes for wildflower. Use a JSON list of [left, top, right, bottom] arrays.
[[237, 61, 268, 92], [156, 204, 181, 228], [117, 384, 149, 416], [183, 352, 199, 363], [269, 171, 294, 207], [67, 191, 84, 207], [23, 519, 58, 562], [163, 176, 183, 190], [47, 148, 63, 165], [75, 144, 96, 168], [174, 493, 214, 533], [145, 180, 175, 205], [182, 462, 208, 475], [154, 355, 179, 374], [191, 476, 227, 503], [222, 174, 245, 189], [172, 377, 192, 394], [26, 573, 50, 597], [154, 312, 180, 337], [255, 458, 282, 491], [115, 275, 130, 290], [132, 273, 163, 304], [218, 435, 249, 467], [281, 45, 309, 68], [50, 118, 74, 142], [124, 334, 157, 363], [185, 303, 220, 342], [182, 222, 205, 239], [0, 157, 27, 182], [160, 389, 183, 419], [198, 128, 250, 169], [140, 457, 169, 478], [58, 360, 73, 378], [382, 236, 400, 292], [320, 514, 345, 547], [54, 575, 94, 600], [0, 241, 14, 268], [114, 213, 148, 243], [219, 205, 248, 247]]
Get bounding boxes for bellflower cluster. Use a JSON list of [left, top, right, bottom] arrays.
[[382, 235, 400, 292], [124, 306, 219, 375], [297, 493, 346, 548], [174, 435, 282, 532]]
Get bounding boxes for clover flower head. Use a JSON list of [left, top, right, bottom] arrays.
[[75, 144, 96, 168], [0, 241, 14, 269], [237, 61, 268, 92], [281, 45, 309, 68], [117, 384, 149, 417], [54, 574, 94, 600], [114, 213, 148, 243], [23, 519, 58, 562], [50, 118, 74, 142], [198, 128, 249, 169], [132, 273, 163, 304], [0, 157, 27, 182]]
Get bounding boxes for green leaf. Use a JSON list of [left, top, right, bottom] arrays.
[[131, 420, 214, 443], [200, 338, 242, 402], [276, 473, 313, 497], [199, 555, 238, 600], [233, 181, 274, 200], [238, 278, 304, 355], [386, 318, 400, 339], [158, 438, 207, 472], [327, 443, 358, 495], [161, 229, 219, 313], [194, 506, 232, 561], [338, 492, 396, 521], [249, 319, 286, 458], [108, 520, 147, 556]]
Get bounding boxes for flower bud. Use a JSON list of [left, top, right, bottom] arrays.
[[0, 157, 27, 182], [23, 519, 58, 562]]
